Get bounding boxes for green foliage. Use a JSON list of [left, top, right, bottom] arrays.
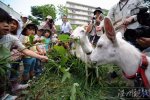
[[31, 4, 56, 20], [58, 34, 70, 42], [53, 45, 68, 66], [103, 9, 109, 16], [70, 83, 79, 100], [57, 5, 68, 17], [28, 16, 40, 25], [0, 45, 11, 75], [21, 40, 127, 99], [29, 35, 35, 44], [41, 38, 46, 43], [0, 45, 11, 61], [55, 25, 61, 33]]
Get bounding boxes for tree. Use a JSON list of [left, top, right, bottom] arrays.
[[28, 16, 40, 25], [57, 5, 68, 18], [31, 4, 57, 20]]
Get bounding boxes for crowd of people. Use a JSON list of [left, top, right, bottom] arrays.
[[0, 8, 72, 99], [0, 0, 149, 99]]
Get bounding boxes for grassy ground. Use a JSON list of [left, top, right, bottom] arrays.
[[14, 40, 131, 99], [17, 60, 127, 100]]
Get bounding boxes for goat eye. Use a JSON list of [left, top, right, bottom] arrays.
[[97, 44, 103, 48]]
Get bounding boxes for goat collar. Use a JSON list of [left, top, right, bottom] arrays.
[[123, 54, 150, 88]]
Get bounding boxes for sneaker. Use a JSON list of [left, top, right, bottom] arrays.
[[12, 83, 29, 92], [1, 94, 17, 100]]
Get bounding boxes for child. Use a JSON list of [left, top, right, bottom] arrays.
[[51, 33, 58, 46], [43, 29, 52, 51], [34, 29, 46, 76], [0, 8, 48, 100], [20, 23, 44, 83], [9, 16, 29, 93]]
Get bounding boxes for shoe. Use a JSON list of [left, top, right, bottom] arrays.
[[12, 83, 29, 92], [1, 94, 17, 100]]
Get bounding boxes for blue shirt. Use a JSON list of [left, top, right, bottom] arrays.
[[44, 37, 51, 51]]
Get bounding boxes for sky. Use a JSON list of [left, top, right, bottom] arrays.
[[1, 0, 119, 16], [1, 0, 119, 25]]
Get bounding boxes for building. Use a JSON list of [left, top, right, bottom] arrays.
[[66, 1, 96, 26], [0, 1, 22, 21]]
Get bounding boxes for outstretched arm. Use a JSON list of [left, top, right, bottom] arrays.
[[22, 49, 48, 62]]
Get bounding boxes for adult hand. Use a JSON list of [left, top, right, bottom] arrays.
[[136, 37, 150, 48], [122, 16, 134, 25]]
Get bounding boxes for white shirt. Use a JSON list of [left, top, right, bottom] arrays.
[[107, 0, 144, 33], [0, 34, 25, 51], [60, 22, 72, 33], [34, 34, 45, 50]]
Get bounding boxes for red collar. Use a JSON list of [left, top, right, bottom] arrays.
[[123, 54, 149, 88]]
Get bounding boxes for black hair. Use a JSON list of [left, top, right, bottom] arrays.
[[0, 8, 12, 23], [38, 29, 45, 36], [38, 29, 44, 33], [94, 7, 103, 15], [47, 19, 54, 29], [43, 29, 52, 38], [10, 19, 19, 35], [21, 23, 38, 36]]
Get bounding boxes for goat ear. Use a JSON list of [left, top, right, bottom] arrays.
[[104, 17, 116, 42]]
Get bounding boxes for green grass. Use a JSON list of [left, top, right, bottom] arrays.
[[21, 55, 127, 100], [16, 35, 129, 99]]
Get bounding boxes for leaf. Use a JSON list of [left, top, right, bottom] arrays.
[[41, 38, 46, 43], [53, 45, 67, 55], [70, 83, 79, 100], [0, 44, 10, 61], [29, 35, 35, 44], [61, 72, 71, 83], [58, 34, 70, 42]]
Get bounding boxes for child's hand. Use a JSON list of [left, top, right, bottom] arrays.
[[37, 52, 43, 55], [39, 55, 48, 62]]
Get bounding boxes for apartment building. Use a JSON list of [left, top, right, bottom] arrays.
[[66, 1, 96, 26]]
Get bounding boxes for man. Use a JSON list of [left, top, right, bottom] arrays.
[[107, 0, 144, 36], [107, 0, 145, 79], [21, 15, 32, 28], [60, 15, 72, 36], [86, 7, 104, 46]]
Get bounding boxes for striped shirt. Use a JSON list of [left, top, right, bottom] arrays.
[[0, 34, 25, 51]]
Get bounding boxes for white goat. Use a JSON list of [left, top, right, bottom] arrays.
[[90, 17, 150, 88], [70, 26, 100, 78]]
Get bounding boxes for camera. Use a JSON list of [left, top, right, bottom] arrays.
[[92, 16, 96, 24], [48, 19, 53, 23], [124, 6, 150, 51]]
